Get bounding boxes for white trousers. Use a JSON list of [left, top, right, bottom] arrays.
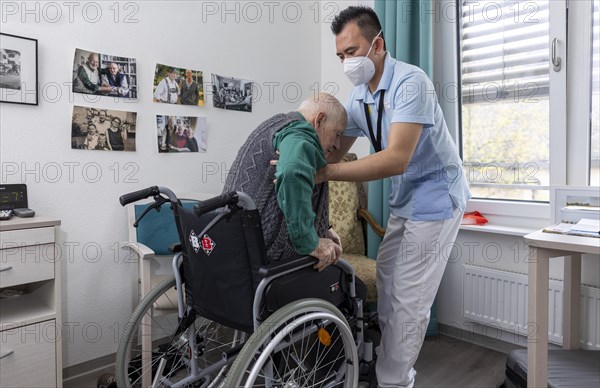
[[375, 208, 463, 387]]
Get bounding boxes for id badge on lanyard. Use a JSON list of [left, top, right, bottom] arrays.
[[363, 90, 385, 152]]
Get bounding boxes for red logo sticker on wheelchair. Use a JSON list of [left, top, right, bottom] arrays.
[[200, 234, 216, 256]]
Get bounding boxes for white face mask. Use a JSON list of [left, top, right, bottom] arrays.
[[343, 30, 382, 86]]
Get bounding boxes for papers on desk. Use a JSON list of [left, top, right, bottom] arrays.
[[543, 218, 600, 238]]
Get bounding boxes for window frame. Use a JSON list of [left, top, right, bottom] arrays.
[[434, 0, 596, 225], [566, 0, 594, 185], [457, 0, 566, 204]]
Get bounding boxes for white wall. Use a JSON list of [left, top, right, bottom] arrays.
[[0, 0, 331, 367]]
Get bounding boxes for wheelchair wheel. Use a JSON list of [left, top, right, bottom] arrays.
[[115, 275, 243, 388], [224, 299, 358, 388]]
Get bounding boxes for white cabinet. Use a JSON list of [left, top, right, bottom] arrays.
[[0, 217, 62, 388]]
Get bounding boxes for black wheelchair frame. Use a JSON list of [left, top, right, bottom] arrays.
[[114, 186, 377, 388]]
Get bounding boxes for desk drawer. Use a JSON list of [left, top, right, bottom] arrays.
[[0, 244, 55, 288], [0, 321, 57, 387], [0, 227, 55, 248]]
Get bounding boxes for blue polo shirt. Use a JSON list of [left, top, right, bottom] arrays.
[[344, 53, 471, 221]]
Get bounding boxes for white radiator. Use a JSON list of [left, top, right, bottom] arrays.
[[463, 264, 600, 349]]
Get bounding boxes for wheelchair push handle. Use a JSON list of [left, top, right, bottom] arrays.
[[119, 186, 179, 206], [194, 191, 239, 216], [119, 186, 160, 206]]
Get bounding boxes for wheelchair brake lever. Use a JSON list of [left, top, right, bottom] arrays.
[[133, 195, 169, 227]]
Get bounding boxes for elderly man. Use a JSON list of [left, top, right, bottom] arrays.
[[223, 93, 346, 269], [180, 69, 201, 105], [73, 53, 107, 94], [101, 62, 130, 97], [153, 67, 180, 104], [185, 126, 199, 152]]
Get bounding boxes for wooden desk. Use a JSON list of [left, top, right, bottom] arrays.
[[524, 230, 600, 387]]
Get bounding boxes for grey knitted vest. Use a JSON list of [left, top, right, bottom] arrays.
[[223, 112, 330, 262]]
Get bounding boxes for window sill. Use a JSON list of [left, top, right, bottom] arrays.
[[459, 223, 538, 237], [461, 199, 550, 236], [465, 198, 549, 219]]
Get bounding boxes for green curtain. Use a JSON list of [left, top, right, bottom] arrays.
[[370, 0, 437, 336], [367, 0, 433, 259]]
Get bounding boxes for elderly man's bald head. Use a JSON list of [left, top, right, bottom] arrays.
[[298, 93, 347, 129], [298, 93, 347, 159], [87, 53, 99, 70]]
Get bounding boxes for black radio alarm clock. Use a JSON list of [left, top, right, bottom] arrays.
[[0, 184, 33, 220]]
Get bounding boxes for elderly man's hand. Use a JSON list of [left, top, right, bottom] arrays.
[[311, 238, 342, 272], [326, 227, 343, 252]]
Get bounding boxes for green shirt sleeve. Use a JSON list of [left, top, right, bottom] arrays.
[[273, 120, 327, 255], [77, 66, 99, 93]]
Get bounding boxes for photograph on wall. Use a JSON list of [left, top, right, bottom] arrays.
[[0, 33, 37, 105], [153, 64, 204, 106], [211, 73, 253, 112], [157, 115, 207, 153], [72, 48, 137, 98], [72, 105, 137, 151]]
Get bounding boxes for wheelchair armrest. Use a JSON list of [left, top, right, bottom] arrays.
[[258, 255, 318, 278]]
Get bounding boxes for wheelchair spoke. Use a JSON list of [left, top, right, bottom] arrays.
[[115, 276, 243, 388], [224, 300, 358, 388]]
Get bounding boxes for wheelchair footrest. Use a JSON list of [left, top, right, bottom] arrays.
[[360, 311, 379, 332], [359, 359, 377, 388]]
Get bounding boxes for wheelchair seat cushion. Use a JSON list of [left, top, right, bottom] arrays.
[[261, 263, 367, 321]]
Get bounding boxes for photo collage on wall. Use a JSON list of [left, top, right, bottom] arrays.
[[6, 43, 257, 153]]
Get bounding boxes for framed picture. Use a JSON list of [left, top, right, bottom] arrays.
[[551, 185, 600, 224], [0, 33, 38, 105]]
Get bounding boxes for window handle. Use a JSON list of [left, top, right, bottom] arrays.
[[552, 38, 562, 72]]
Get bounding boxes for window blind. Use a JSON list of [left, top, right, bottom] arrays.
[[460, 1, 550, 104]]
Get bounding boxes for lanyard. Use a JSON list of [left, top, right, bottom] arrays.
[[363, 90, 385, 153]]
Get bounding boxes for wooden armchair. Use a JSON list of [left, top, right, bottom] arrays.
[[329, 153, 385, 303], [330, 155, 441, 335]]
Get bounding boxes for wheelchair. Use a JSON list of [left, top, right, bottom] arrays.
[[115, 186, 378, 388]]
